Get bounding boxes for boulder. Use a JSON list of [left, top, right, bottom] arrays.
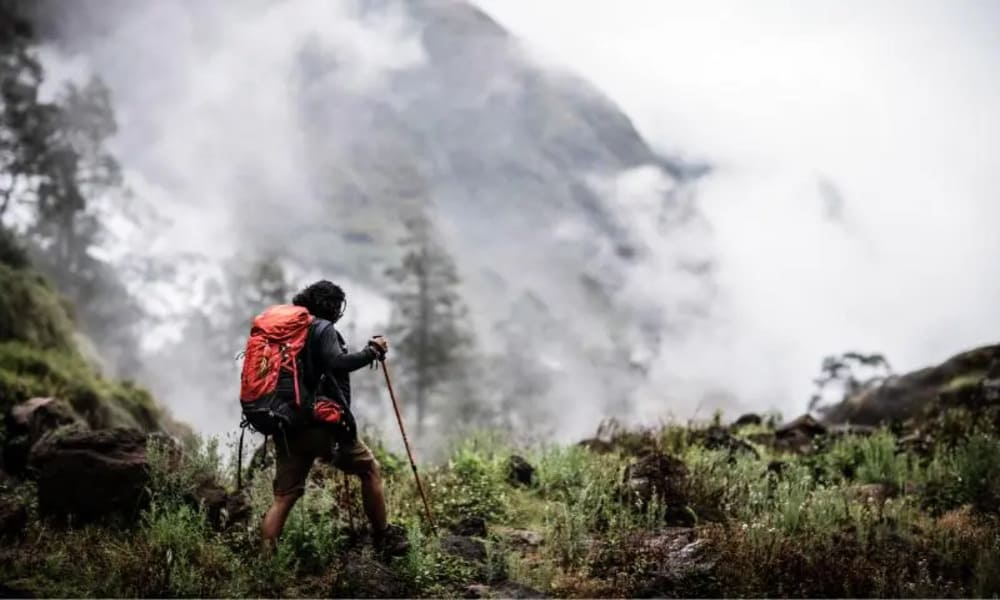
[[696, 425, 759, 459], [776, 414, 827, 438], [633, 530, 716, 597], [0, 498, 27, 538], [589, 528, 717, 597], [441, 534, 487, 563], [731, 413, 762, 429], [507, 455, 535, 487], [451, 515, 488, 537], [28, 427, 149, 522], [773, 414, 827, 453], [334, 552, 409, 598], [622, 452, 689, 523], [766, 460, 788, 476], [577, 438, 614, 454], [3, 398, 85, 476], [187, 478, 251, 530], [495, 527, 543, 548]]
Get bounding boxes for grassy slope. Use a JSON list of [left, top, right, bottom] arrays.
[[2, 419, 999, 598], [0, 246, 164, 432]]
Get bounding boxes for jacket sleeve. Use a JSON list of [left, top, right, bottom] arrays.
[[318, 326, 376, 373]]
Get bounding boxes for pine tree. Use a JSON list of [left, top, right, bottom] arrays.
[[385, 210, 473, 435]]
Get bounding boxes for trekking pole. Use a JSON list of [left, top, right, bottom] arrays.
[[379, 358, 435, 528], [343, 471, 355, 532]]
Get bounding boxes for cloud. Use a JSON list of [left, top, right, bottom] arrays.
[[475, 0, 1000, 418]]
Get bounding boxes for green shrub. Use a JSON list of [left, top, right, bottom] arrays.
[[431, 440, 510, 525], [395, 524, 477, 597], [922, 434, 1000, 514], [147, 435, 225, 505], [820, 430, 912, 486], [277, 482, 348, 573]]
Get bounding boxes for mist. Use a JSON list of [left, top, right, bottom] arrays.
[[478, 0, 1000, 420], [29, 0, 1000, 442]]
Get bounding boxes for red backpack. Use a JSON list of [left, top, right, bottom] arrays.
[[238, 304, 313, 436]]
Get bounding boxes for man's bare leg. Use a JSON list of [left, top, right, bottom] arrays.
[[261, 492, 301, 552], [356, 462, 387, 534]]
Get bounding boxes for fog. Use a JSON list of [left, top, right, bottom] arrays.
[[478, 0, 1000, 420], [32, 0, 1000, 440]]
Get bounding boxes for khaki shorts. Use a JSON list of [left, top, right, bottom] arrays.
[[273, 424, 378, 498]]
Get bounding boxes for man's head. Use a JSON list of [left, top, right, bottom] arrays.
[[292, 280, 346, 322]]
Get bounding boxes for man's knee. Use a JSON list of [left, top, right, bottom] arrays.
[[355, 457, 381, 482], [273, 485, 305, 504]]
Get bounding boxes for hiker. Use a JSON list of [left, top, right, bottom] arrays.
[[244, 280, 408, 555]]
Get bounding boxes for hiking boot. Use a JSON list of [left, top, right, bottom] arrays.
[[373, 523, 410, 558]]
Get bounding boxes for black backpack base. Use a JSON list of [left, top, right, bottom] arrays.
[[240, 393, 305, 436]]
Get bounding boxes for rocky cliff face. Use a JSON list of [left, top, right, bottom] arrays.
[[821, 344, 1000, 429]]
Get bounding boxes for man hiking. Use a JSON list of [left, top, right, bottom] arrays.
[[252, 280, 408, 556]]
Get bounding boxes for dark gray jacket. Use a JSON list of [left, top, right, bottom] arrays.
[[276, 318, 377, 409]]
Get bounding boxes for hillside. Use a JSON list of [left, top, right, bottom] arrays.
[[0, 232, 186, 452], [2, 334, 999, 597]]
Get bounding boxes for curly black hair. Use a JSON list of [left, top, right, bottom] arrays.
[[292, 280, 346, 322]]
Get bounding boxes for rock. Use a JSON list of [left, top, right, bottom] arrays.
[[508, 455, 535, 487], [464, 582, 546, 598], [776, 414, 827, 438], [0, 499, 27, 538], [622, 452, 689, 523], [773, 414, 827, 453], [3, 398, 85, 477], [335, 552, 408, 598], [451, 515, 487, 537], [187, 478, 251, 530], [496, 527, 543, 548], [697, 425, 759, 458], [577, 438, 614, 453], [589, 528, 717, 597], [464, 584, 491, 598], [767, 460, 787, 476], [731, 413, 762, 429], [441, 534, 487, 563], [28, 427, 149, 522], [634, 532, 716, 597]]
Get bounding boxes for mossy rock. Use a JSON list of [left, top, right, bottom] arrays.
[[0, 341, 161, 431]]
